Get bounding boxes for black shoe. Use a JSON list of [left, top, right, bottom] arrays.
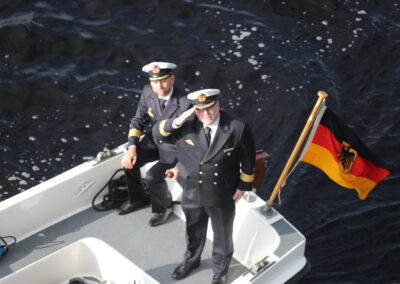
[[172, 261, 200, 280], [116, 198, 149, 215], [211, 275, 226, 284], [149, 205, 174, 227]]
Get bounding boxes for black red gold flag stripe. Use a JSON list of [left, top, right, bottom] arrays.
[[302, 107, 390, 200]]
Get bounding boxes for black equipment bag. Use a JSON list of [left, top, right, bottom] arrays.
[[92, 169, 149, 211], [92, 169, 129, 211]]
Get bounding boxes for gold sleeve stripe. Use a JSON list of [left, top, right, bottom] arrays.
[[240, 171, 254, 183], [159, 120, 171, 137], [128, 128, 142, 138]]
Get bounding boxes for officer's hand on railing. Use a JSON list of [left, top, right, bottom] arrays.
[[174, 107, 196, 127], [165, 167, 179, 180]]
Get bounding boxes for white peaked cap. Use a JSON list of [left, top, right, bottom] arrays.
[[187, 89, 221, 110], [142, 62, 177, 73], [187, 89, 220, 100]]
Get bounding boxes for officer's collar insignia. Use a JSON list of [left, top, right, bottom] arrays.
[[147, 107, 154, 118], [337, 141, 357, 174], [185, 139, 195, 146], [198, 93, 206, 102], [152, 65, 160, 74]]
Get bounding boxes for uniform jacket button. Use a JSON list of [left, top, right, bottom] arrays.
[[199, 180, 203, 184], [214, 163, 218, 167], [214, 172, 218, 176]]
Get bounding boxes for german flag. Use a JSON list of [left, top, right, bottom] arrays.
[[302, 107, 390, 200]]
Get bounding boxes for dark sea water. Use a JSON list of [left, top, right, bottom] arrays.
[[0, 0, 399, 282]]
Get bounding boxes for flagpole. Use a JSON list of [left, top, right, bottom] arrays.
[[260, 91, 328, 216]]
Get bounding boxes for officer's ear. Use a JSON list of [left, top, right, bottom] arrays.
[[169, 75, 176, 84]]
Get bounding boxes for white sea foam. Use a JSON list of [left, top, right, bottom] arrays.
[[82, 156, 94, 160], [21, 172, 30, 178], [232, 31, 251, 41], [248, 58, 258, 65], [8, 175, 20, 181]]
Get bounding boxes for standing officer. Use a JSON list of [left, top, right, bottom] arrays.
[[119, 62, 191, 228], [152, 89, 256, 284]]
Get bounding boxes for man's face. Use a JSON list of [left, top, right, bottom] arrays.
[[195, 102, 220, 126], [150, 75, 175, 97]]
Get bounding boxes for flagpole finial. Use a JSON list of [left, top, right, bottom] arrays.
[[318, 91, 328, 99]]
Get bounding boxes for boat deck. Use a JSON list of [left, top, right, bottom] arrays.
[[1, 204, 247, 283]]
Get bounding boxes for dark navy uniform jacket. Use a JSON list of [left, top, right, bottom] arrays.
[[127, 85, 191, 164], [153, 111, 256, 206]]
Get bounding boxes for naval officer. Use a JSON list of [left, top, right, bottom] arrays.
[[152, 89, 256, 284], [119, 62, 191, 227]]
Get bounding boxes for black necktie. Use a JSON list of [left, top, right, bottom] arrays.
[[159, 99, 166, 111], [204, 127, 211, 146]]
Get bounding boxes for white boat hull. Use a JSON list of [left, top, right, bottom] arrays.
[[0, 144, 308, 283]]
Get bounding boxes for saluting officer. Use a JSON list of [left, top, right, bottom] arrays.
[[152, 89, 256, 284], [119, 62, 191, 228]]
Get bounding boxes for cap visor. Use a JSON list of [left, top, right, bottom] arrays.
[[194, 101, 217, 110]]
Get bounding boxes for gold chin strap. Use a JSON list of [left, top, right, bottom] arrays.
[[149, 74, 170, 81]]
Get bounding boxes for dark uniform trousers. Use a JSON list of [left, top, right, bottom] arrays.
[[124, 145, 174, 213], [181, 194, 235, 277]]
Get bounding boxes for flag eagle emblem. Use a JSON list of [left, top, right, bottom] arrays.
[[337, 141, 357, 174]]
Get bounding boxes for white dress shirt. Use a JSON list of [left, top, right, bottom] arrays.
[[159, 87, 173, 107], [203, 115, 220, 145]]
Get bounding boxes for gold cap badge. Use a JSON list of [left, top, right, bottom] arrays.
[[198, 93, 206, 102], [152, 65, 160, 74]]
